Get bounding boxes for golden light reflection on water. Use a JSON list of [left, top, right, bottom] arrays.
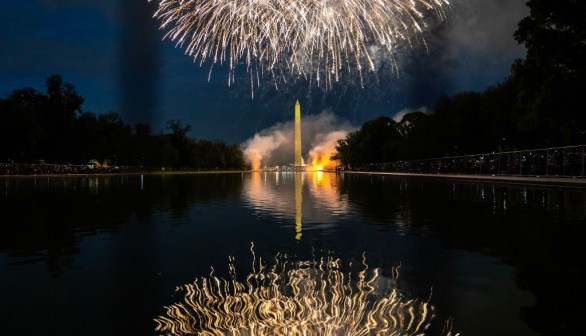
[[245, 172, 346, 241], [295, 173, 303, 240], [155, 245, 458, 336], [308, 171, 341, 207]]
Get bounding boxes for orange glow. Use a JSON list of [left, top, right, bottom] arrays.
[[308, 146, 338, 171], [315, 170, 324, 185], [309, 171, 339, 204], [307, 130, 347, 171]]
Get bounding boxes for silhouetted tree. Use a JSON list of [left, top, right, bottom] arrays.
[[72, 111, 99, 162], [395, 111, 438, 159], [224, 143, 246, 170], [331, 133, 359, 170], [433, 92, 488, 155], [166, 119, 193, 169], [43, 75, 85, 162], [512, 0, 586, 146], [333, 116, 403, 169], [0, 75, 246, 171], [95, 113, 133, 164], [0, 89, 45, 161], [132, 123, 154, 167]]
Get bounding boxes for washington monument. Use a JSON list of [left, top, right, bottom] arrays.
[[295, 100, 302, 167]]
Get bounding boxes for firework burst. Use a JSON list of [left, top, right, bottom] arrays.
[[149, 0, 451, 95]]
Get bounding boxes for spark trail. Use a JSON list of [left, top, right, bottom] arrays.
[[149, 0, 451, 95]]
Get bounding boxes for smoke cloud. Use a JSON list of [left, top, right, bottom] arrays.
[[243, 131, 289, 171], [433, 0, 528, 93], [392, 106, 430, 122], [242, 111, 357, 170]]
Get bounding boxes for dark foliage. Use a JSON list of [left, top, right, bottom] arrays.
[[334, 0, 586, 170], [0, 75, 245, 170]]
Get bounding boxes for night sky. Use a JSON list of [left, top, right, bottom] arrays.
[[0, 0, 527, 144]]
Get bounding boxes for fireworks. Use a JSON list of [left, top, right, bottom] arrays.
[[154, 245, 458, 335], [149, 0, 451, 94]]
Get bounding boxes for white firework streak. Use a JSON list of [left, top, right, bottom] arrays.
[[149, 0, 451, 95]]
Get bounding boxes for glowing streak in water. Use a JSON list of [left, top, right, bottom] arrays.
[[295, 172, 303, 240], [149, 0, 451, 95], [154, 246, 459, 335]]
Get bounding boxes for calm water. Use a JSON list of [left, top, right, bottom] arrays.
[[0, 172, 584, 335]]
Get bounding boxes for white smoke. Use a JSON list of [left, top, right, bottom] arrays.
[[392, 106, 430, 122], [307, 130, 350, 170], [439, 0, 528, 92], [242, 111, 357, 169], [243, 130, 289, 170]]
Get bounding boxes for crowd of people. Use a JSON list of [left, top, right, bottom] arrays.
[[363, 146, 586, 177], [0, 162, 132, 176]]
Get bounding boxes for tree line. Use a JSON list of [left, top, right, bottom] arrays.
[[2, 1, 584, 172], [0, 75, 245, 170], [333, 0, 586, 170]]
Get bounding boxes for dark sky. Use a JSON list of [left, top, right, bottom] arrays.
[[0, 0, 527, 144]]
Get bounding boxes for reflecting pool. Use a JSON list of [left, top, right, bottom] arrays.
[[0, 172, 584, 335]]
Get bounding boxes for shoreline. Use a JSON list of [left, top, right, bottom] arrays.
[[337, 171, 586, 188], [2, 170, 585, 188], [0, 170, 246, 178]]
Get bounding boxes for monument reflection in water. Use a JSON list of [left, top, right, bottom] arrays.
[[2, 173, 584, 334], [154, 173, 457, 335], [243, 171, 349, 240]]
